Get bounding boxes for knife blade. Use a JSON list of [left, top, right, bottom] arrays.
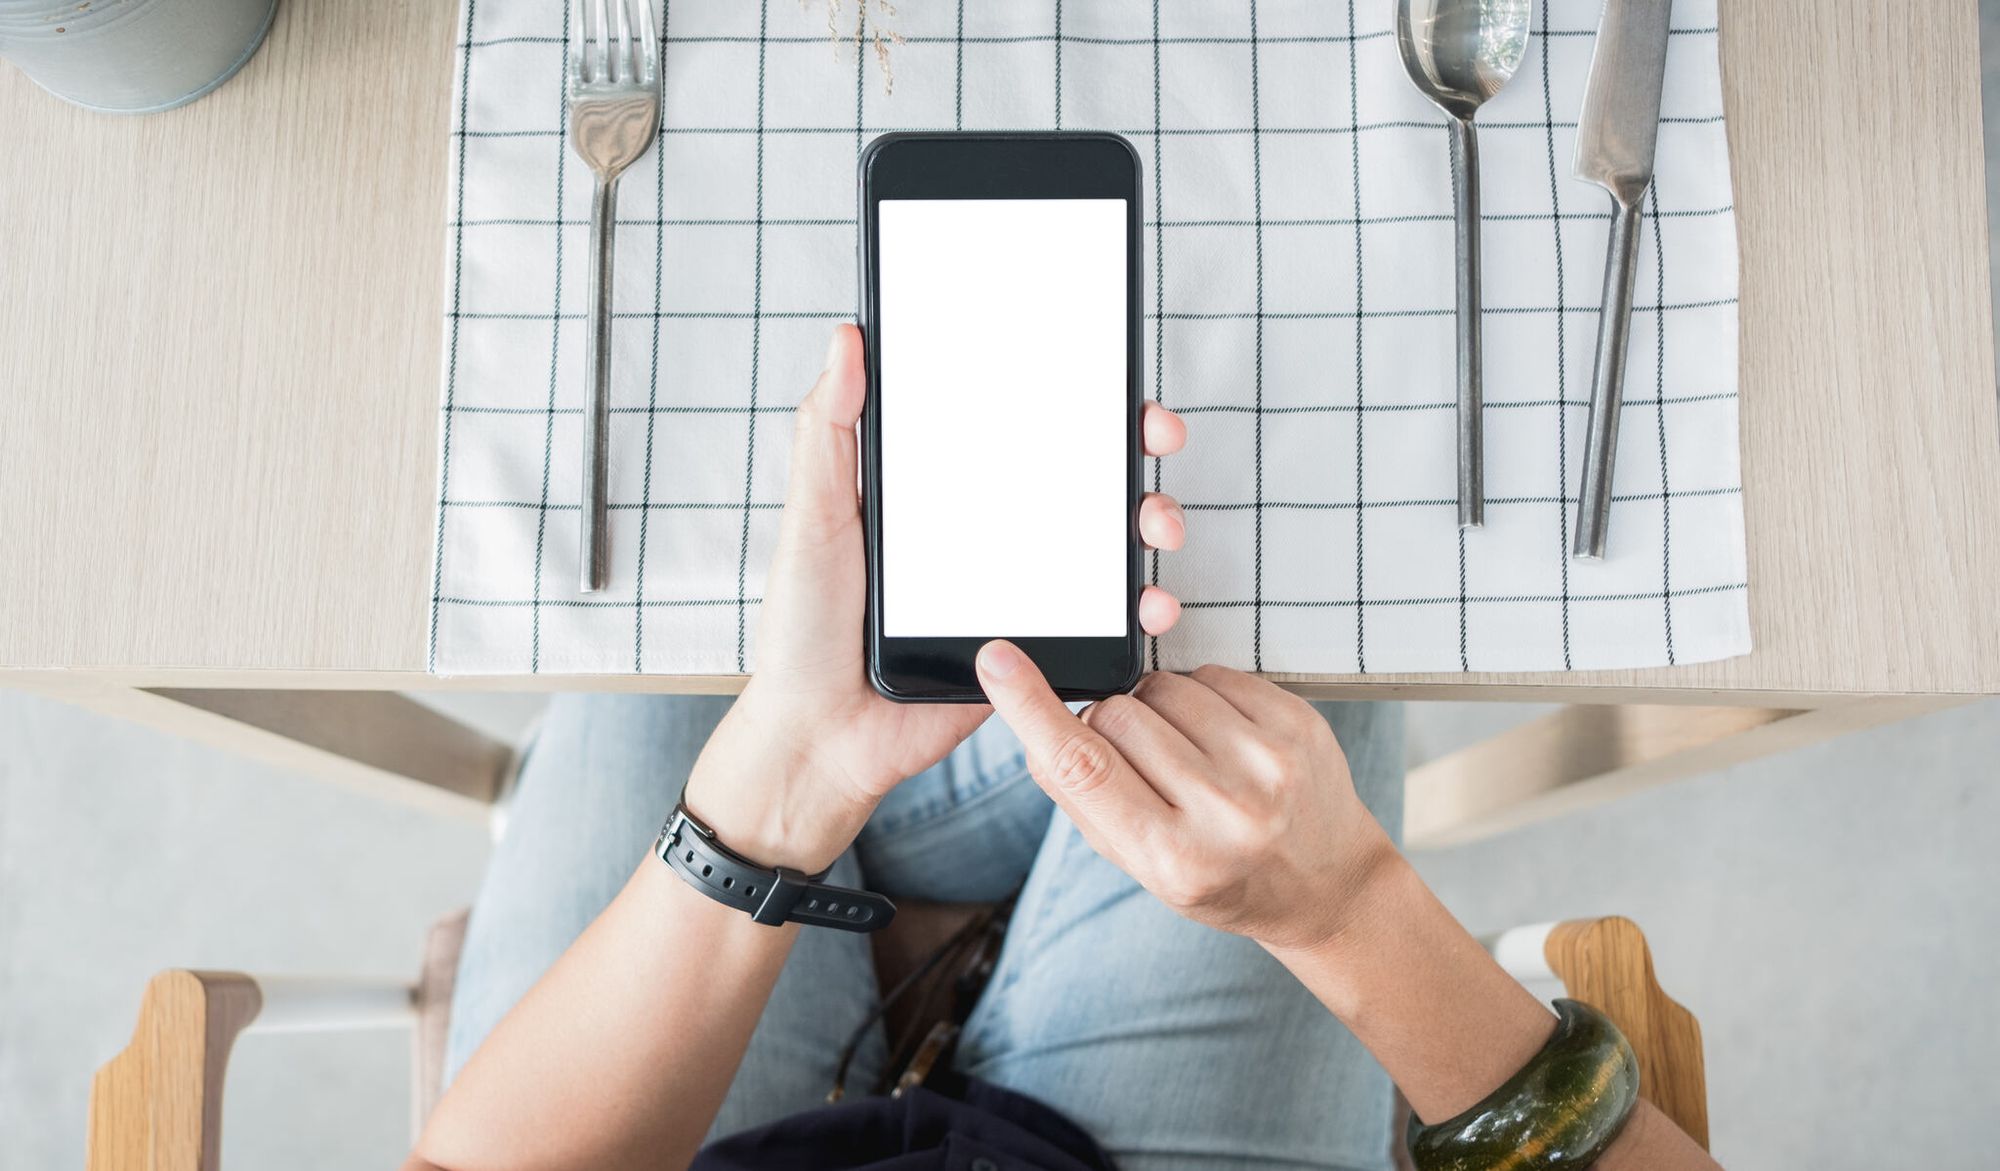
[[1573, 0, 1675, 205]]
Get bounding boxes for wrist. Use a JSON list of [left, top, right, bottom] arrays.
[[1265, 843, 1561, 1122], [1260, 832, 1415, 988], [679, 696, 875, 873], [1254, 822, 1406, 957]]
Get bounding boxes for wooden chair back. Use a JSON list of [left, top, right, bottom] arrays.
[[84, 910, 466, 1171], [86, 912, 1704, 1170], [1388, 915, 1708, 1169], [1538, 916, 1709, 1146], [87, 971, 262, 1171]]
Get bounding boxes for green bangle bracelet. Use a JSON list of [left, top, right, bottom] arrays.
[[1406, 998, 1641, 1171]]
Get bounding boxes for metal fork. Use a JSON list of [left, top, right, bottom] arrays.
[[569, 0, 661, 592]]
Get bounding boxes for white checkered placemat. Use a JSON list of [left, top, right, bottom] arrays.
[[429, 0, 1750, 676]]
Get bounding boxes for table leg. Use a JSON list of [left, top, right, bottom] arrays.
[[1402, 696, 1964, 849], [13, 679, 511, 823]]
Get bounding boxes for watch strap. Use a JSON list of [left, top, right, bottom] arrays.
[[655, 804, 895, 933]]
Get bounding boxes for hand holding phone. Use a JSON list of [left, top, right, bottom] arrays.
[[678, 326, 1188, 873]]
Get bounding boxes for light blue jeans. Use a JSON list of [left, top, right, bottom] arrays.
[[446, 695, 1403, 1171]]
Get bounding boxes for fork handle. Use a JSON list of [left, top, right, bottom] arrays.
[[580, 175, 619, 593]]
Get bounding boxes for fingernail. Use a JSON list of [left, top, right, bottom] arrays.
[[978, 641, 1021, 680], [822, 328, 846, 373]]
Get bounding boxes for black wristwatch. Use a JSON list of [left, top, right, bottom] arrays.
[[654, 802, 895, 933]]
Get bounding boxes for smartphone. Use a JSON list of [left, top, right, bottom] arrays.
[[858, 132, 1144, 703]]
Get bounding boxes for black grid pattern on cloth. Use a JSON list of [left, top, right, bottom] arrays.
[[527, 2, 572, 672], [630, 0, 670, 672], [1146, 0, 1164, 672], [429, 0, 1750, 677], [733, 0, 771, 672], [1537, 0, 1574, 669]]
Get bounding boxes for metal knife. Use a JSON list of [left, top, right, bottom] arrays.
[[1570, 0, 1674, 561]]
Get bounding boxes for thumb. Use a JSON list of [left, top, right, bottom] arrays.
[[784, 325, 866, 525], [755, 329, 868, 672], [975, 641, 1166, 836]]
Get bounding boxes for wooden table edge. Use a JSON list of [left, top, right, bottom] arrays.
[[5, 665, 1993, 708]]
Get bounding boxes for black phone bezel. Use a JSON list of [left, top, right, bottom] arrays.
[[858, 132, 1146, 703]]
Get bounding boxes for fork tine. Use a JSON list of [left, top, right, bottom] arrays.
[[595, 0, 614, 84], [614, 0, 633, 85], [566, 0, 584, 83], [632, 0, 657, 83]]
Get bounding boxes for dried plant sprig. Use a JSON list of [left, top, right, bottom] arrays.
[[809, 0, 904, 94]]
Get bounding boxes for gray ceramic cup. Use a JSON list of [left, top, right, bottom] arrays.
[[0, 0, 280, 114]]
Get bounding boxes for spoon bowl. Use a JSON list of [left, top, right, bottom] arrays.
[[1396, 0, 1533, 121]]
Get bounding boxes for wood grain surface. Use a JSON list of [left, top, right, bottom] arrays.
[[1545, 917, 1710, 1150], [3, 0, 1996, 700], [86, 970, 262, 1171]]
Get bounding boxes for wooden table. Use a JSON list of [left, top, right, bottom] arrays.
[[5, 0, 1996, 844]]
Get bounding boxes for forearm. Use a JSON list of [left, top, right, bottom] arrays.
[[1269, 846, 1720, 1169], [1269, 844, 1554, 1123], [409, 707, 866, 1171], [410, 860, 797, 1171]]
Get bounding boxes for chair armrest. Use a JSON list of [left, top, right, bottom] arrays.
[[1488, 917, 1709, 1150], [87, 969, 419, 1171], [413, 908, 472, 1130], [87, 970, 263, 1171]]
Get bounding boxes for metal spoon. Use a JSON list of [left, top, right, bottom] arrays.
[[1395, 0, 1533, 530]]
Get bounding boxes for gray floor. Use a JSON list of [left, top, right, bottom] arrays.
[[0, 691, 491, 1169], [1409, 699, 2000, 1170]]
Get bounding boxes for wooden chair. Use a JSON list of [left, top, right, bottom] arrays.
[[84, 909, 1705, 1170], [85, 910, 469, 1171], [1484, 917, 1708, 1149], [1385, 917, 1709, 1169]]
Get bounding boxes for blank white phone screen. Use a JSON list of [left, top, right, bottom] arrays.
[[879, 198, 1128, 638]]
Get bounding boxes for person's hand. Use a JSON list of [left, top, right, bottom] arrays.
[[974, 645, 1396, 952], [682, 325, 1190, 871]]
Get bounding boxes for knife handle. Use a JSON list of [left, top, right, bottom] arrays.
[[1573, 196, 1644, 561], [1451, 117, 1483, 530]]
